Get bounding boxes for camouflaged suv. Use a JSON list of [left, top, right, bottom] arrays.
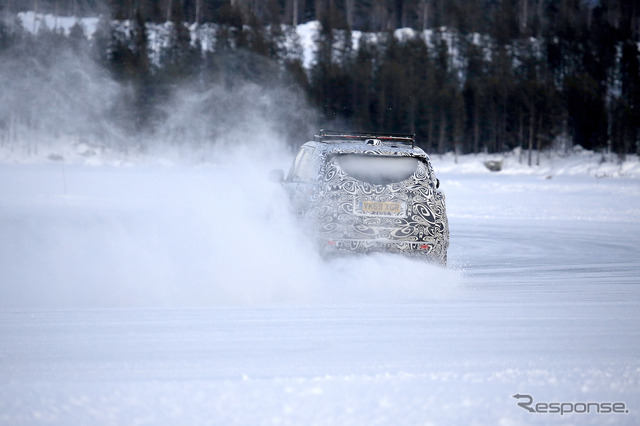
[[274, 130, 449, 264]]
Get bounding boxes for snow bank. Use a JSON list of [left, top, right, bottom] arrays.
[[431, 147, 640, 179], [3, 140, 639, 180]]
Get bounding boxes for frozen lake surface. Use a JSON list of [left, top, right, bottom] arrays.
[[0, 159, 639, 425]]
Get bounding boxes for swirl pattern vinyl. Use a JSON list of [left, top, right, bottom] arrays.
[[278, 131, 449, 264]]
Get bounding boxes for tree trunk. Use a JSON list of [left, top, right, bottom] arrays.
[[519, 0, 528, 33], [409, 98, 416, 134], [315, 0, 324, 22], [33, 0, 38, 33], [346, 0, 355, 29], [427, 109, 434, 152], [372, 0, 388, 31], [421, 0, 430, 31], [518, 111, 524, 163], [473, 94, 480, 154], [438, 110, 446, 154], [378, 93, 386, 131], [528, 108, 534, 166], [536, 114, 541, 166], [292, 0, 299, 26]]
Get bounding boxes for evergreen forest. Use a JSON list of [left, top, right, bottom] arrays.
[[1, 0, 639, 159]]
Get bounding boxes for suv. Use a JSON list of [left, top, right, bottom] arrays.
[[273, 130, 449, 265]]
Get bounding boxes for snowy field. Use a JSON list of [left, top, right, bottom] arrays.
[[0, 149, 638, 425]]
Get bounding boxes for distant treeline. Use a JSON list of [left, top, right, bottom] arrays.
[[1, 0, 639, 159]]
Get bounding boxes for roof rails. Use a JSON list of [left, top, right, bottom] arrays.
[[315, 129, 415, 148]]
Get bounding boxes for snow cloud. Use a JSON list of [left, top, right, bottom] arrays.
[[0, 161, 460, 308], [0, 38, 121, 156], [0, 37, 458, 308], [0, 25, 317, 163]]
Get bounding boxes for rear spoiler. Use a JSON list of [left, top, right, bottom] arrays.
[[315, 129, 415, 148]]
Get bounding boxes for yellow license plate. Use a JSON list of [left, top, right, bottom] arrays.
[[356, 200, 406, 217]]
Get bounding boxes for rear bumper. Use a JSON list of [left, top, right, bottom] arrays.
[[318, 238, 447, 265]]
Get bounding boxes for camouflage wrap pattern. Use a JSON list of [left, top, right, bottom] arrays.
[[306, 144, 449, 264]]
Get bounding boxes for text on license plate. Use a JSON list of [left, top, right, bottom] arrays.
[[356, 200, 406, 216]]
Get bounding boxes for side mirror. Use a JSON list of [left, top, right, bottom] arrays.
[[269, 169, 285, 183]]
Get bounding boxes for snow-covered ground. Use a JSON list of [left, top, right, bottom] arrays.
[[0, 148, 638, 425], [432, 147, 640, 179]]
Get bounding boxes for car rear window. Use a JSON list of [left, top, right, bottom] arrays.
[[333, 154, 422, 185]]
